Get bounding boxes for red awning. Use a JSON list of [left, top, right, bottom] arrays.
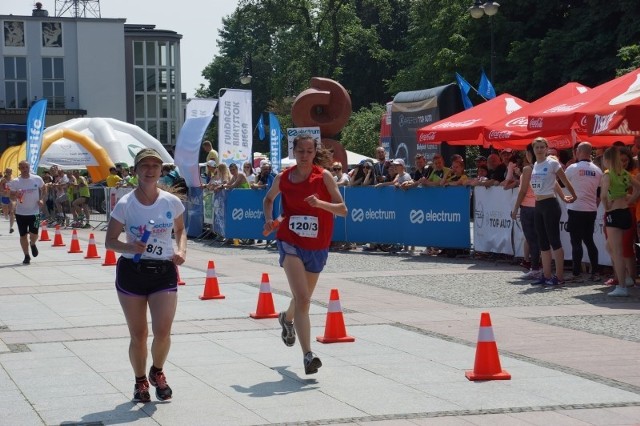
[[416, 93, 528, 146], [527, 68, 640, 144], [482, 82, 589, 149]]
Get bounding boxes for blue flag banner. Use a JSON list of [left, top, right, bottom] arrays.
[[257, 114, 266, 140], [455, 73, 473, 110], [26, 99, 47, 173], [478, 70, 496, 99], [269, 113, 282, 173]]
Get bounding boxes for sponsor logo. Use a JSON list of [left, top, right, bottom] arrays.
[[432, 119, 481, 129], [418, 132, 437, 142], [543, 102, 588, 113], [504, 117, 528, 128], [231, 208, 263, 221], [528, 117, 544, 129], [409, 209, 462, 224], [398, 114, 433, 128], [350, 208, 396, 222], [488, 130, 513, 139], [592, 111, 617, 134], [474, 202, 484, 228]]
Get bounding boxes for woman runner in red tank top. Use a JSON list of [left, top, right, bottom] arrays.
[[263, 134, 347, 375]]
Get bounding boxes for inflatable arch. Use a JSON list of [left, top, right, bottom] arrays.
[[0, 128, 114, 182]]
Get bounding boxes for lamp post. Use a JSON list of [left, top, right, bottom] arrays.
[[469, 1, 500, 83]]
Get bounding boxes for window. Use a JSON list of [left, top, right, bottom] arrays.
[[42, 57, 65, 108], [4, 57, 28, 108]]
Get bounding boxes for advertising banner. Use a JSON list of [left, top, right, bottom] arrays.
[[473, 187, 516, 255], [286, 127, 321, 158], [269, 113, 283, 173], [26, 99, 47, 174], [203, 191, 214, 225], [218, 89, 252, 168]]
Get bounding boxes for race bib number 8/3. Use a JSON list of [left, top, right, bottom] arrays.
[[289, 215, 319, 238]]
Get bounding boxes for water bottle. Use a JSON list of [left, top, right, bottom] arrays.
[[133, 220, 154, 263]]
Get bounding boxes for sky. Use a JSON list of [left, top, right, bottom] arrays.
[[5, 0, 240, 98]]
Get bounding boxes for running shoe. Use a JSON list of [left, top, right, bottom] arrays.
[[148, 367, 173, 401], [531, 276, 547, 286], [519, 260, 531, 270], [30, 244, 38, 257], [522, 269, 541, 280], [23, 255, 30, 265], [133, 379, 151, 403], [625, 276, 636, 287], [608, 286, 629, 297], [604, 278, 618, 286], [304, 351, 322, 375], [278, 311, 296, 347], [544, 276, 564, 286], [9, 228, 14, 233]]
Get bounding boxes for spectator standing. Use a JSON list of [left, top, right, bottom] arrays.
[[331, 162, 350, 187], [105, 148, 186, 402], [511, 144, 542, 279], [482, 153, 507, 187], [373, 146, 390, 183], [564, 142, 603, 281], [529, 138, 577, 286], [350, 160, 375, 186], [424, 154, 450, 186], [72, 170, 91, 228], [223, 163, 250, 189], [445, 160, 468, 186], [202, 140, 219, 164], [8, 161, 45, 265], [1, 168, 15, 232], [106, 167, 123, 188], [243, 162, 256, 184], [251, 162, 275, 190]]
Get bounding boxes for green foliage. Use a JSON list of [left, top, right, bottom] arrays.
[[617, 45, 640, 76], [341, 103, 386, 156]]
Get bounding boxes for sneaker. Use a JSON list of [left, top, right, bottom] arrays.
[[363, 244, 378, 252], [532, 276, 547, 286], [278, 311, 296, 347], [304, 351, 322, 375], [30, 244, 38, 257], [23, 255, 30, 265], [608, 285, 629, 297], [544, 275, 564, 286], [9, 228, 14, 233], [625, 276, 636, 287], [604, 277, 618, 286], [519, 260, 531, 270], [522, 269, 542, 280], [148, 367, 172, 401], [133, 379, 151, 403]]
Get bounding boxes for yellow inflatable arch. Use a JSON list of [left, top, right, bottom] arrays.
[[0, 129, 113, 182]]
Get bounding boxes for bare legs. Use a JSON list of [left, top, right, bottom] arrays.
[[118, 291, 177, 377], [282, 255, 320, 354]]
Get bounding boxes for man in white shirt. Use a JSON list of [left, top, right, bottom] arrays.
[[8, 161, 45, 265], [564, 142, 603, 281]]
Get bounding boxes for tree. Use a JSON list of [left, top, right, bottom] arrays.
[[341, 103, 385, 156]]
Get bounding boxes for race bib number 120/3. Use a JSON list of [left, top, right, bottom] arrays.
[[288, 215, 319, 238]]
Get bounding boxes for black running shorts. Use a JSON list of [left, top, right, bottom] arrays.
[[115, 257, 178, 296]]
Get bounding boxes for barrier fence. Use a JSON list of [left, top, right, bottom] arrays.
[[96, 186, 611, 265]]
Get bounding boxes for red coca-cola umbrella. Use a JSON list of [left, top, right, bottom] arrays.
[[582, 68, 640, 137], [527, 68, 639, 145], [483, 82, 590, 150], [416, 93, 528, 146]]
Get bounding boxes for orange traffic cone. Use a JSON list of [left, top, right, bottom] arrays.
[[67, 229, 83, 254], [199, 260, 225, 300], [317, 288, 355, 343], [465, 312, 511, 381], [39, 220, 51, 242], [250, 273, 279, 318], [102, 249, 117, 266], [84, 233, 101, 259], [177, 266, 186, 285], [52, 225, 65, 247]]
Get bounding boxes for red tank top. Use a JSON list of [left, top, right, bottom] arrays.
[[277, 165, 334, 250]]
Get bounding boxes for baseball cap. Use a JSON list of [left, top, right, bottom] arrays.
[[206, 159, 217, 167], [134, 148, 163, 167], [392, 158, 405, 166]]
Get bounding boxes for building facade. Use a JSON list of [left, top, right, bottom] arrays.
[[0, 6, 183, 154]]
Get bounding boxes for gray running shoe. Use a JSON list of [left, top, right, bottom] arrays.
[[304, 351, 322, 375], [278, 311, 296, 347]]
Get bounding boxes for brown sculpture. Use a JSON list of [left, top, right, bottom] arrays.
[[291, 77, 352, 169]]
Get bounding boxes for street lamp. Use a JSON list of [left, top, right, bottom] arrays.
[[240, 53, 252, 85], [469, 1, 500, 82]]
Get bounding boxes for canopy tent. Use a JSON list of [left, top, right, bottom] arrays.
[[527, 68, 638, 144], [415, 94, 529, 146], [482, 82, 590, 150], [581, 68, 640, 137]]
